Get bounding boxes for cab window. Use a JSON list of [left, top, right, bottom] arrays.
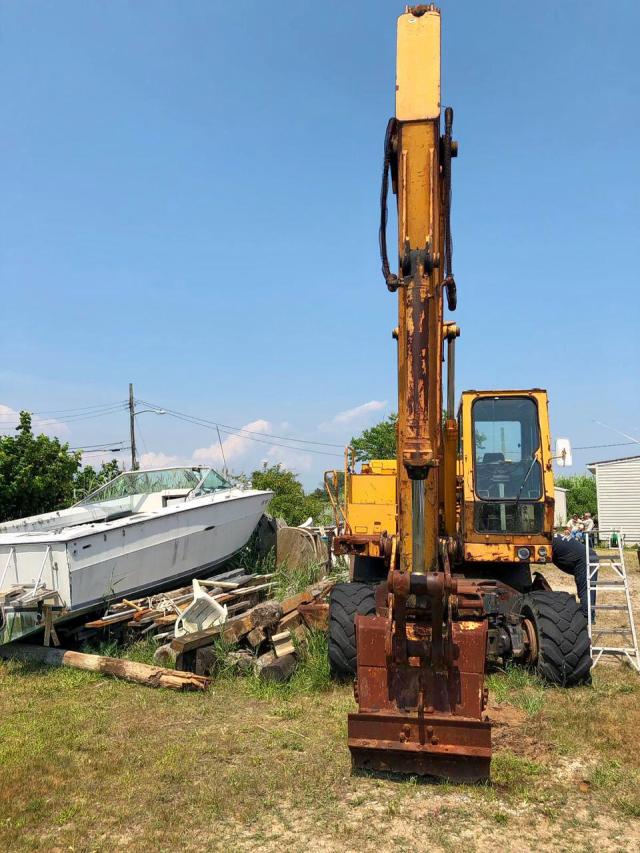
[[471, 396, 543, 533]]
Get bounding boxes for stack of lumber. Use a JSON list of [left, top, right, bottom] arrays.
[[13, 567, 337, 690], [77, 566, 275, 644], [165, 577, 334, 683]]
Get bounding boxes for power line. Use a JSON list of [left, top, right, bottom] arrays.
[[157, 409, 343, 458], [0, 401, 127, 420], [573, 440, 639, 451], [0, 404, 128, 427], [31, 401, 127, 416], [69, 441, 129, 450], [75, 448, 129, 455], [137, 398, 345, 449]]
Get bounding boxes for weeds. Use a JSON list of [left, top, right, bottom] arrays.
[[589, 759, 623, 790], [271, 559, 326, 600], [233, 540, 277, 576], [245, 630, 332, 700], [487, 664, 546, 716], [491, 751, 544, 788], [81, 637, 157, 665]]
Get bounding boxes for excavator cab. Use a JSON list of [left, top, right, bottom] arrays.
[[459, 389, 555, 567]]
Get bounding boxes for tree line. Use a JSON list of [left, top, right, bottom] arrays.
[[0, 410, 597, 526]]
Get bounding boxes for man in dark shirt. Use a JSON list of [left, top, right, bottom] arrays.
[[552, 532, 598, 617]]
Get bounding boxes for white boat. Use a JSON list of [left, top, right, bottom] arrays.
[[0, 466, 272, 642]]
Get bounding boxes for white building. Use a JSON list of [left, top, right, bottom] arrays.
[[587, 455, 640, 545], [554, 486, 568, 528]]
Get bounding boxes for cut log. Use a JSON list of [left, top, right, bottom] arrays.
[[257, 652, 297, 683], [0, 644, 209, 691], [196, 647, 254, 676], [153, 643, 178, 667], [226, 650, 254, 674]]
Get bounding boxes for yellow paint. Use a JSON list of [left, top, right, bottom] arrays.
[[394, 13, 443, 571], [346, 464, 397, 538], [396, 9, 441, 121], [464, 543, 548, 563]]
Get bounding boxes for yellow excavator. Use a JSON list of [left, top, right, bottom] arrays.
[[324, 5, 590, 781]]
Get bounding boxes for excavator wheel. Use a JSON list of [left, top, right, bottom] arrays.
[[328, 582, 376, 679], [520, 591, 592, 686]]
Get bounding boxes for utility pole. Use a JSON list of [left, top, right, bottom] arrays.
[[129, 383, 138, 471]]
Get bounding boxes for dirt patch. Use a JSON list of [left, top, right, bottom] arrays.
[[488, 700, 555, 760]]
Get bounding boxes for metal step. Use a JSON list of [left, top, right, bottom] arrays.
[[591, 646, 636, 655], [593, 605, 629, 611], [593, 626, 631, 637]]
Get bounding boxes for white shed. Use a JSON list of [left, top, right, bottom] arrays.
[[587, 455, 640, 545], [554, 486, 568, 528]]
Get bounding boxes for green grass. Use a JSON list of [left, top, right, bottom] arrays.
[[270, 558, 327, 600], [81, 637, 158, 665], [491, 751, 545, 788], [244, 629, 332, 700], [487, 664, 547, 716], [2, 632, 640, 850]]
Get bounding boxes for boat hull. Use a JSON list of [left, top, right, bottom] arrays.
[[0, 489, 271, 632]]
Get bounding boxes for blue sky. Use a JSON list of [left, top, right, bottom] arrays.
[[1, 0, 639, 488]]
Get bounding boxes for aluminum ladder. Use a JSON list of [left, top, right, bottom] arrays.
[[586, 532, 639, 673]]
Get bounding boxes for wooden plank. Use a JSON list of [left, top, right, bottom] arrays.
[[85, 610, 149, 629], [279, 590, 314, 616], [279, 579, 335, 616], [297, 602, 330, 632], [246, 626, 266, 648], [272, 630, 296, 658], [276, 610, 303, 632]]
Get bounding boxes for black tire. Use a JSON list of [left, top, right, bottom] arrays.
[[521, 591, 591, 686], [328, 582, 376, 679]]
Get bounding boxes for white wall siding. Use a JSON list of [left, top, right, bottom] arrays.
[[592, 458, 640, 544]]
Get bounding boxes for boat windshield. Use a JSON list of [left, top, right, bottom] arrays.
[[77, 468, 208, 506], [195, 469, 232, 494]]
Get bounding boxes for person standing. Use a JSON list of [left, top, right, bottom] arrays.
[[551, 532, 598, 618]]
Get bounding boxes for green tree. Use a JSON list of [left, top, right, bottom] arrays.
[[555, 474, 597, 518], [73, 459, 122, 501], [0, 412, 81, 522], [351, 414, 397, 462], [251, 463, 324, 526]]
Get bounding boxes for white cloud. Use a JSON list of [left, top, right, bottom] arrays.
[[192, 419, 271, 467], [0, 403, 69, 438], [263, 445, 313, 473], [320, 400, 387, 431], [139, 451, 182, 469]]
